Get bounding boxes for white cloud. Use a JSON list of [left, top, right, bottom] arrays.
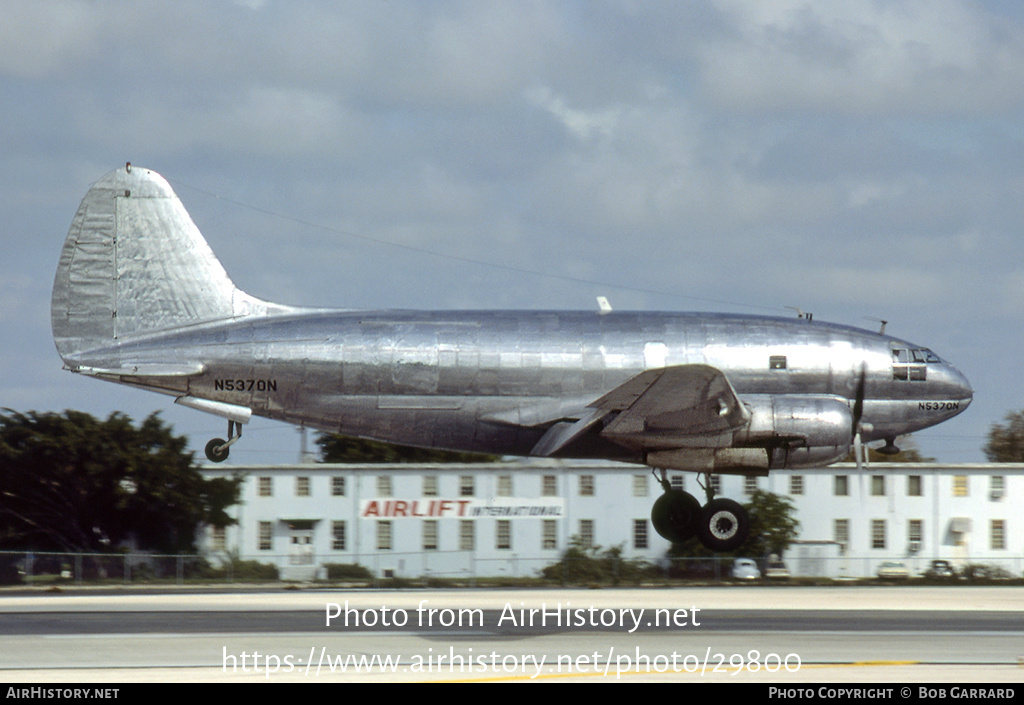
[[699, 0, 1024, 114]]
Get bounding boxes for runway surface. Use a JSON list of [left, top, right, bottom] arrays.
[[0, 586, 1021, 683]]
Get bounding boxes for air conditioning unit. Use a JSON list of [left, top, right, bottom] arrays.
[[908, 540, 921, 553]]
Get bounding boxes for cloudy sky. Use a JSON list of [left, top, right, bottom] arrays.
[[4, 0, 1022, 464]]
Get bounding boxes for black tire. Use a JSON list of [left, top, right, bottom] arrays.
[[651, 490, 701, 543], [696, 498, 750, 552], [205, 438, 229, 463]]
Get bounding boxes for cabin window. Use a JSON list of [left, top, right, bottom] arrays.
[[769, 355, 787, 370]]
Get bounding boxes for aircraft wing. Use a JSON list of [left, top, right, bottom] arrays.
[[530, 364, 750, 456]]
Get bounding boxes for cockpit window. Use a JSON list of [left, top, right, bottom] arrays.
[[891, 347, 937, 381]]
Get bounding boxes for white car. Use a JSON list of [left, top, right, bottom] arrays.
[[732, 558, 761, 580], [876, 561, 910, 579]]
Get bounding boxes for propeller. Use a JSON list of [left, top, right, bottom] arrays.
[[851, 363, 866, 472]]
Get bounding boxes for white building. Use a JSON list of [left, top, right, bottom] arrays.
[[199, 461, 1024, 580]]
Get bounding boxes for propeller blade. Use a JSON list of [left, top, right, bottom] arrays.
[[851, 363, 866, 439]]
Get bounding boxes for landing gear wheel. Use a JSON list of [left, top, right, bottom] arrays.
[[651, 490, 701, 543], [205, 438, 229, 463], [696, 498, 749, 552]]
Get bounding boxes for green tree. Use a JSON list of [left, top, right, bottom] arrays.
[[316, 433, 499, 463], [983, 411, 1024, 461], [741, 490, 799, 558], [0, 410, 240, 553]]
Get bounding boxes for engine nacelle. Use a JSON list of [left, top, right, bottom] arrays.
[[736, 394, 853, 469], [641, 394, 854, 474]]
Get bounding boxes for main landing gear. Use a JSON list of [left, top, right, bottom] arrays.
[[650, 469, 750, 552], [205, 420, 243, 463]]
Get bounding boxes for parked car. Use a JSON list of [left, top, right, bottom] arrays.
[[732, 558, 761, 580], [923, 560, 955, 579], [877, 561, 910, 579], [764, 559, 790, 580]]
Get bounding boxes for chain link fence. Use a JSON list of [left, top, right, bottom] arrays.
[[1, 550, 1020, 587]]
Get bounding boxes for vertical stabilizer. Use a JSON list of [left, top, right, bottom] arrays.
[[52, 164, 275, 359]]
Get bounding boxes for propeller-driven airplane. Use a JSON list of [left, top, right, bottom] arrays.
[[51, 165, 973, 551]]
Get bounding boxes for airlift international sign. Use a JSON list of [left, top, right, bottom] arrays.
[[359, 497, 565, 519]]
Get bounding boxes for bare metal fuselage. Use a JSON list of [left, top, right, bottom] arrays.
[[68, 308, 971, 470]]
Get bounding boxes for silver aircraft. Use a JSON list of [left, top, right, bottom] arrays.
[[51, 165, 973, 551]]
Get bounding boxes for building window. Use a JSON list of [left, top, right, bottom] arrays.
[[497, 475, 512, 497], [991, 520, 1006, 550], [990, 476, 1005, 500], [711, 475, 721, 494], [423, 520, 438, 551], [496, 520, 511, 550], [953, 475, 968, 497], [871, 519, 886, 550], [259, 521, 272, 551], [332, 521, 346, 551], [331, 476, 346, 496], [542, 475, 557, 497], [579, 475, 595, 496], [633, 519, 648, 550], [377, 521, 392, 551], [296, 476, 310, 497], [579, 519, 594, 548], [377, 475, 392, 497], [543, 520, 557, 550], [907, 475, 922, 497], [834, 519, 849, 555], [258, 477, 272, 497], [790, 475, 804, 495], [908, 519, 923, 550], [871, 475, 885, 496], [460, 475, 474, 497], [633, 474, 650, 496], [670, 475, 684, 491], [423, 476, 438, 497], [459, 521, 474, 551], [744, 476, 758, 495], [834, 475, 848, 496]]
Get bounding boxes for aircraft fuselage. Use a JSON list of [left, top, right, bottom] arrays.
[[69, 308, 972, 468]]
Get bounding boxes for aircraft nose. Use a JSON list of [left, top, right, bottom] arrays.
[[939, 363, 973, 410]]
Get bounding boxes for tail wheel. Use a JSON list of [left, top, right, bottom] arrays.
[[696, 498, 750, 552], [651, 490, 701, 543]]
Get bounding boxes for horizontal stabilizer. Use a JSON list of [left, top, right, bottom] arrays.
[[76, 363, 206, 378], [175, 396, 252, 424]]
